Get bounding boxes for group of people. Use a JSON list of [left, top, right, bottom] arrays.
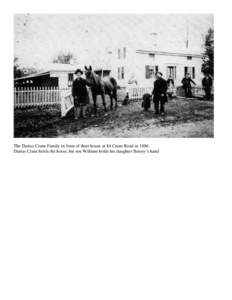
[[142, 71, 213, 116], [71, 67, 213, 120]]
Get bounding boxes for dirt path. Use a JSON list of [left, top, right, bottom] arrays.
[[58, 98, 214, 138], [61, 119, 213, 138], [14, 98, 214, 138]]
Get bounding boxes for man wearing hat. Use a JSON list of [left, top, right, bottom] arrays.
[[152, 72, 168, 116], [72, 69, 89, 119], [202, 73, 213, 100]]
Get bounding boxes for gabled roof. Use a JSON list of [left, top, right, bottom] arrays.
[[14, 71, 50, 81]]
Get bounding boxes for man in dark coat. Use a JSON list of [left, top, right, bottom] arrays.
[[202, 74, 213, 100], [181, 73, 196, 98], [152, 72, 168, 116], [72, 69, 89, 119]]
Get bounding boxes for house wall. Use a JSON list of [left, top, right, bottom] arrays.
[[113, 48, 203, 88], [153, 54, 203, 86], [50, 71, 71, 89]]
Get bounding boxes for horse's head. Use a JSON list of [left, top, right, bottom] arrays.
[[84, 65, 96, 86]]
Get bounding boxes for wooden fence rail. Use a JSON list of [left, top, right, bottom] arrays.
[[14, 87, 71, 108], [14, 85, 209, 111], [127, 87, 153, 100], [176, 86, 205, 98]]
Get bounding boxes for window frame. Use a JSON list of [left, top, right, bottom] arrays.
[[118, 49, 121, 59], [123, 47, 126, 59], [121, 66, 125, 79], [184, 66, 195, 79], [68, 73, 74, 87], [117, 67, 121, 80]]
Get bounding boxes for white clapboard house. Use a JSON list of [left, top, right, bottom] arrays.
[[110, 35, 204, 88]]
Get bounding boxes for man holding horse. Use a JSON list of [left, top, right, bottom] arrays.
[[72, 69, 89, 120]]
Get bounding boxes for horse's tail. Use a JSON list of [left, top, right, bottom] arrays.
[[110, 77, 117, 88], [110, 77, 117, 99]]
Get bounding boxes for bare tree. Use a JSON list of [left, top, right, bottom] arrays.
[[53, 51, 76, 64]]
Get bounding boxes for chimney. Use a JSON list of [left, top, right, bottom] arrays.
[[186, 21, 189, 49]]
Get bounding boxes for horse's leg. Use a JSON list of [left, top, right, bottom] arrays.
[[114, 89, 118, 108], [101, 93, 107, 111], [109, 93, 113, 110], [93, 93, 97, 115]]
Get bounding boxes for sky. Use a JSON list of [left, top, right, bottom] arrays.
[[14, 14, 213, 69]]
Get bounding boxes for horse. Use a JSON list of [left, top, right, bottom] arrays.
[[84, 66, 117, 114]]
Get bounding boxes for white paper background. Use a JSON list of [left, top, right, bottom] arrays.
[[1, 1, 232, 300]]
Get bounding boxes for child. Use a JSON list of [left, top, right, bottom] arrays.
[[141, 93, 151, 111], [167, 75, 175, 100], [122, 92, 129, 106]]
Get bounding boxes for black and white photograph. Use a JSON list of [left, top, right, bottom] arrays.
[[14, 14, 214, 138], [1, 1, 232, 300]]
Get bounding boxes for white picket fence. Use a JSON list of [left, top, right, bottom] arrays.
[[14, 85, 209, 111], [14, 87, 70, 108], [14, 86, 153, 109], [127, 87, 153, 100], [176, 86, 205, 98]]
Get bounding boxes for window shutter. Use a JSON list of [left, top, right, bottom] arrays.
[[121, 67, 124, 79], [118, 67, 121, 80], [123, 47, 126, 58], [192, 67, 195, 79], [145, 65, 150, 79]]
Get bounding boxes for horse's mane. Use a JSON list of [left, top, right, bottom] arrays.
[[92, 71, 103, 86]]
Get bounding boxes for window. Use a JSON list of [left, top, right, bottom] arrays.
[[145, 65, 155, 79], [68, 73, 73, 87], [167, 66, 177, 79], [118, 49, 121, 59], [123, 47, 126, 59], [121, 67, 125, 79], [184, 67, 195, 79]]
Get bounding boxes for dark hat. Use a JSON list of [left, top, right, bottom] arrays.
[[74, 69, 83, 75]]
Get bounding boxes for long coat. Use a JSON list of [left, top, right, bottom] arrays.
[[202, 76, 213, 88], [152, 78, 168, 103], [72, 78, 88, 105]]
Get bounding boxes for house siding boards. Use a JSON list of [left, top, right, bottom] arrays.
[[113, 46, 203, 88]]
